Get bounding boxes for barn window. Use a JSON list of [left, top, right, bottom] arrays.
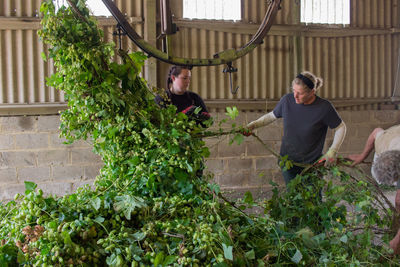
[[183, 0, 241, 21], [53, 0, 112, 16], [301, 0, 350, 25]]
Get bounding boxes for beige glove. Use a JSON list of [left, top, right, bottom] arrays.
[[320, 121, 347, 167], [247, 111, 277, 130]]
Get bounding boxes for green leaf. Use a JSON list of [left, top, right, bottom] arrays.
[[24, 181, 37, 194], [225, 106, 239, 120], [94, 216, 105, 224], [132, 231, 146, 241], [91, 197, 101, 211], [113, 195, 147, 220], [163, 255, 177, 265], [153, 252, 165, 266], [61, 231, 74, 245], [222, 243, 233, 261], [245, 249, 255, 260], [41, 52, 47, 62], [340, 234, 348, 243], [233, 133, 244, 145], [244, 191, 254, 205], [291, 249, 302, 264]]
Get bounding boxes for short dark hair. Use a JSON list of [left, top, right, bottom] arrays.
[[372, 150, 400, 185]]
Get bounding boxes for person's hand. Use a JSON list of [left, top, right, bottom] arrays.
[[346, 154, 364, 166], [198, 111, 211, 121], [240, 128, 253, 137], [319, 149, 337, 167]]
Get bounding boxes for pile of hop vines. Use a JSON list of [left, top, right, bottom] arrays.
[[0, 0, 399, 266]]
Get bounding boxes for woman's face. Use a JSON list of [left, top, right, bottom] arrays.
[[292, 83, 315, 105], [171, 69, 191, 95]]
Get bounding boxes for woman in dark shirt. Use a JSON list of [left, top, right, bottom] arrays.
[[155, 65, 209, 118]]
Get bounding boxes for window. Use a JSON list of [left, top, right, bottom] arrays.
[[53, 0, 111, 16], [183, 0, 241, 21], [301, 0, 350, 25]]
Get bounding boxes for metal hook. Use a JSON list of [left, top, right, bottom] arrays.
[[113, 23, 127, 51], [223, 62, 239, 95]]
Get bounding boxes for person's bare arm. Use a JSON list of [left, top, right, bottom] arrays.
[[395, 189, 400, 214], [390, 227, 400, 255], [347, 127, 384, 166]]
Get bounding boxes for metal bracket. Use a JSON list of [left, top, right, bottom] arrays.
[[223, 62, 239, 95]]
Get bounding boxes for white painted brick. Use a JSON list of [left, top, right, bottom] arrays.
[[0, 134, 15, 150], [0, 151, 36, 168], [37, 115, 61, 132], [53, 165, 85, 181], [0, 116, 36, 133], [15, 133, 49, 149], [71, 149, 102, 164], [38, 150, 70, 166], [18, 167, 51, 183], [0, 168, 17, 184]]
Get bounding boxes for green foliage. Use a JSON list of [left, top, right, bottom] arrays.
[[0, 0, 398, 266]]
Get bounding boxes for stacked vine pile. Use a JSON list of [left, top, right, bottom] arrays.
[[0, 0, 399, 266]]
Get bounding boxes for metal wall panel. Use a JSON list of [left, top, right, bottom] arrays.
[[1, 0, 400, 113], [351, 0, 399, 28]]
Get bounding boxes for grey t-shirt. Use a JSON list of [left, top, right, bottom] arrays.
[[273, 93, 342, 164]]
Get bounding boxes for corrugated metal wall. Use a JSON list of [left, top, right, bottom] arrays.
[[0, 0, 143, 108], [1, 0, 400, 112]]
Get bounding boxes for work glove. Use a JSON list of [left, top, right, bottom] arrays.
[[181, 105, 197, 116], [240, 128, 253, 137], [319, 149, 337, 167]]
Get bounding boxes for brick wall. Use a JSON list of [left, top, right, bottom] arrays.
[[0, 115, 103, 200], [0, 110, 399, 201]]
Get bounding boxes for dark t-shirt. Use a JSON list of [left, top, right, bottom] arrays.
[[155, 91, 208, 113], [273, 93, 342, 164]]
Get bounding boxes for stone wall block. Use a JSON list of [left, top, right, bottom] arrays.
[[256, 126, 282, 141], [53, 165, 85, 181], [247, 141, 279, 157], [50, 133, 91, 149], [218, 139, 245, 158], [204, 159, 224, 174], [338, 111, 351, 123], [15, 133, 49, 149], [38, 182, 72, 197], [0, 134, 15, 150], [37, 115, 61, 132], [71, 149, 102, 164], [255, 156, 279, 170], [373, 110, 400, 123], [219, 171, 250, 187], [38, 150, 70, 166], [0, 116, 36, 133], [225, 158, 253, 173], [0, 168, 17, 184], [84, 164, 103, 180], [0, 184, 26, 200], [0, 152, 36, 168], [204, 139, 219, 158], [18, 167, 51, 183], [350, 111, 371, 123]]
